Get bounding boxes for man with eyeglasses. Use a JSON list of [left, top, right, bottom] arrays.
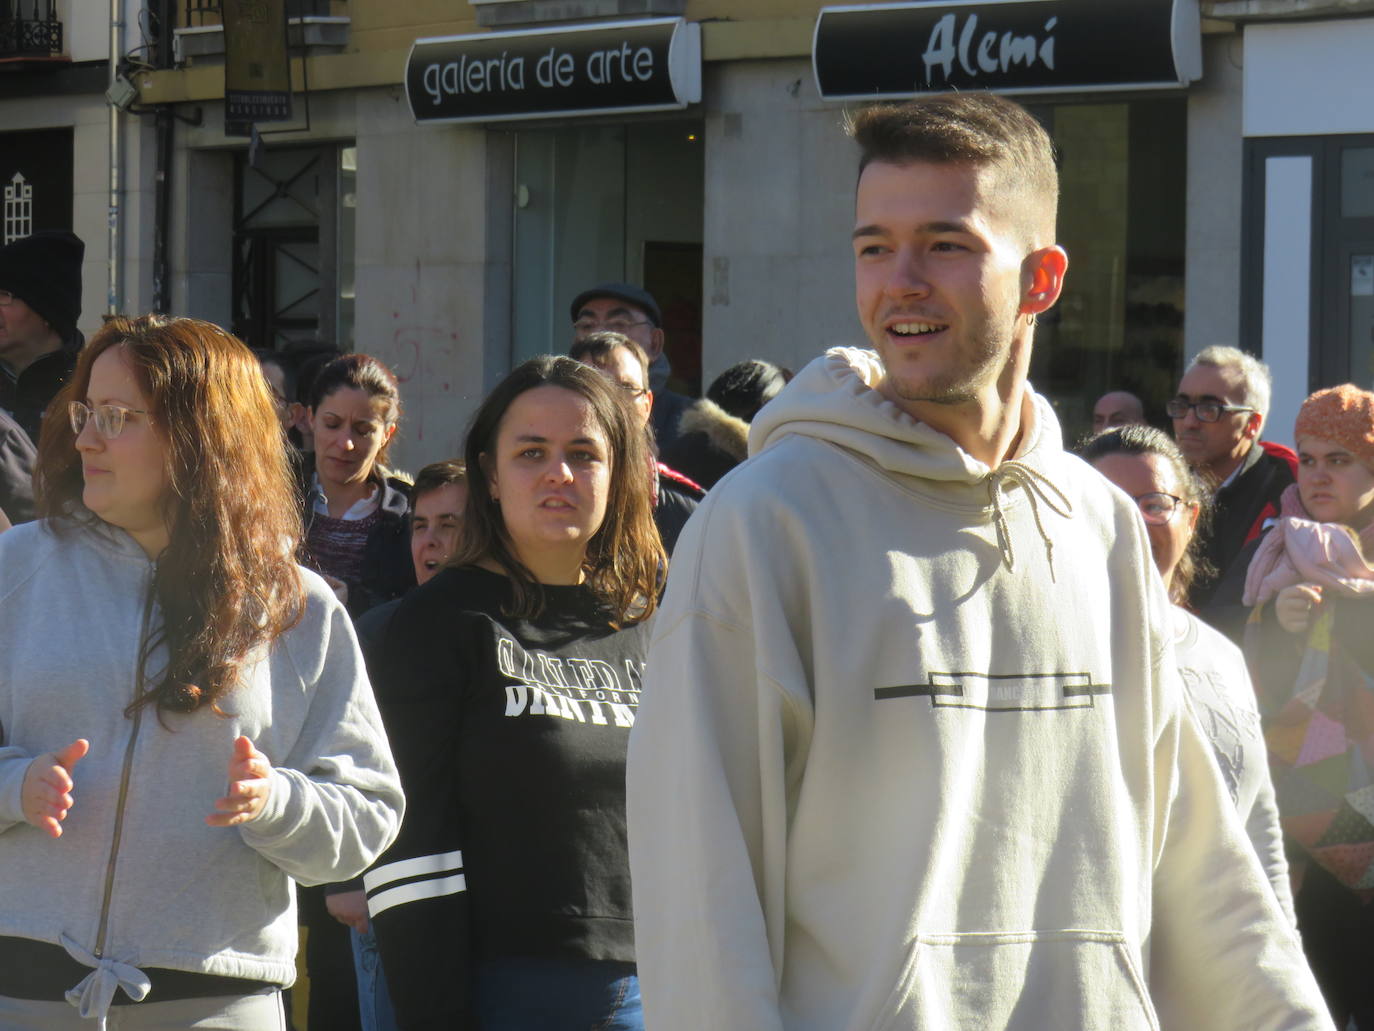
[[0, 231, 85, 441], [569, 282, 694, 450], [1169, 345, 1297, 626], [570, 330, 704, 554]]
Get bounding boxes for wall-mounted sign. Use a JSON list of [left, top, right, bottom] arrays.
[[223, 0, 293, 123], [813, 0, 1202, 101], [406, 18, 701, 125]]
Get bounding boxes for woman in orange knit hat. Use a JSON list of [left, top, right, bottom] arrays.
[[1242, 383, 1374, 1029]]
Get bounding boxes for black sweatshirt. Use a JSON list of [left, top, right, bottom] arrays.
[[367, 565, 652, 1030]]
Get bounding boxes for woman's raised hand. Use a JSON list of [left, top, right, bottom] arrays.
[[207, 736, 273, 827], [1276, 582, 1323, 635], [21, 739, 89, 838]]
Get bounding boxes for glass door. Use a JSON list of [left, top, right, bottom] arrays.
[[1331, 143, 1374, 387], [511, 120, 704, 392]]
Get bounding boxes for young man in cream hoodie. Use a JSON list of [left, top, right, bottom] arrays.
[[626, 94, 1331, 1030]]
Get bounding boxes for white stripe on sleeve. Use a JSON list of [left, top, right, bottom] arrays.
[[367, 873, 467, 918], [363, 849, 463, 894]]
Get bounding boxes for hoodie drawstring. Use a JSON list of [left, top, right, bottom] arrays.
[[60, 933, 150, 1026], [988, 461, 1074, 581]]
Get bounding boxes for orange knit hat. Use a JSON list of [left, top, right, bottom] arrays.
[[1294, 384, 1374, 464]]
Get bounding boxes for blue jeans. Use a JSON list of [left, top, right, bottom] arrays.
[[473, 958, 642, 1031], [350, 928, 398, 1031]]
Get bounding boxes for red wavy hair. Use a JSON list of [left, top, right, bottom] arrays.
[[36, 314, 305, 717]]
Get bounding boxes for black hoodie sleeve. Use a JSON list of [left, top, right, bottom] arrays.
[[367, 588, 475, 1030]]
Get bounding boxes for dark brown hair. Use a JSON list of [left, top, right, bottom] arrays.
[[450, 355, 664, 625], [309, 353, 403, 466], [847, 93, 1059, 247], [411, 459, 467, 504], [1080, 424, 1214, 606], [36, 314, 306, 718], [569, 331, 650, 389]]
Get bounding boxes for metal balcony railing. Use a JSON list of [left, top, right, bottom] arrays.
[[181, 0, 332, 29], [0, 0, 63, 58]]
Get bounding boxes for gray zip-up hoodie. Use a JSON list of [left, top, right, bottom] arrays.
[[0, 518, 403, 1020]]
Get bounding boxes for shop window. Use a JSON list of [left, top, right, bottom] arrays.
[[1029, 99, 1187, 443], [511, 119, 704, 394]]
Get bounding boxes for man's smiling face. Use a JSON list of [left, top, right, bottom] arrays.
[[852, 159, 1030, 413]]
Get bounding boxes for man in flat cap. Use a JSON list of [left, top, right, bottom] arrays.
[[570, 281, 694, 450], [0, 230, 85, 440]]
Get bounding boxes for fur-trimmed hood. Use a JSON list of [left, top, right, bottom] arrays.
[[677, 398, 750, 463]]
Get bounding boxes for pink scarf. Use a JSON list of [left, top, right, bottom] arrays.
[[1242, 483, 1374, 606]]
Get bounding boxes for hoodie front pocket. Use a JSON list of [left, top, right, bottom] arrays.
[[863, 929, 1159, 1031]]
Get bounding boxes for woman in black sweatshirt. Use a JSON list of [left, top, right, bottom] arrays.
[[366, 356, 665, 1030]]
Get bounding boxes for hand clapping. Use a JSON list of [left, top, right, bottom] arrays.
[[21, 738, 89, 838], [207, 735, 274, 827]]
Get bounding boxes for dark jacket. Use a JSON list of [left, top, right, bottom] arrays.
[[654, 462, 704, 557], [0, 345, 80, 443], [659, 398, 750, 490], [297, 458, 415, 619], [0, 408, 35, 524], [1191, 440, 1297, 624], [651, 388, 695, 451]]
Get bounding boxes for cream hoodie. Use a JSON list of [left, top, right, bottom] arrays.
[[627, 348, 1330, 1031]]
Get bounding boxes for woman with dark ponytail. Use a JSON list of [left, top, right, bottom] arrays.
[[1082, 425, 1291, 917], [299, 353, 415, 617]]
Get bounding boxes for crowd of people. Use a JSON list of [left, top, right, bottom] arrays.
[[0, 91, 1372, 1031]]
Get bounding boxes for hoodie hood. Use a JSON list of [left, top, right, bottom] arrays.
[[750, 347, 1060, 485], [748, 347, 1072, 577]]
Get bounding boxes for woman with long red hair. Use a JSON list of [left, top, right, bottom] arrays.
[[0, 314, 403, 1029]]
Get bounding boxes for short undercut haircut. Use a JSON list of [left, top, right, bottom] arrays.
[[847, 93, 1059, 247]]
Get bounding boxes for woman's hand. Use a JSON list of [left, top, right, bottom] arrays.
[[326, 889, 371, 934], [22, 739, 89, 838], [207, 736, 273, 827], [1276, 582, 1323, 635]]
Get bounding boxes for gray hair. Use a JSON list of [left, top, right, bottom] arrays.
[[1188, 346, 1272, 421]]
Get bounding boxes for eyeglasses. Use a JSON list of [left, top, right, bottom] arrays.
[[69, 401, 149, 439], [616, 381, 649, 400], [573, 317, 652, 335], [1133, 492, 1188, 525], [0, 289, 15, 307], [1165, 398, 1254, 423]]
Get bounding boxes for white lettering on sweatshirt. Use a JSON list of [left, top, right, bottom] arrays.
[[497, 635, 642, 726]]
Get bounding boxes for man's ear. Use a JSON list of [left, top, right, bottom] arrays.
[[1243, 410, 1263, 442], [648, 327, 666, 361], [1020, 246, 1069, 316]]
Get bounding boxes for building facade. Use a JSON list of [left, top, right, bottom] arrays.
[[6, 0, 1371, 467]]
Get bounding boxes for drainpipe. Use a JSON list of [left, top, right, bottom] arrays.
[[152, 0, 175, 314], [107, 0, 123, 315]]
